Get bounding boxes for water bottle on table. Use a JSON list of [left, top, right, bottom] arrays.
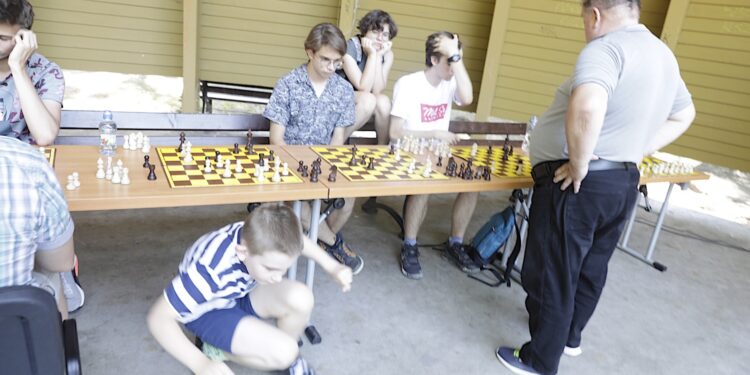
[[99, 110, 117, 155]]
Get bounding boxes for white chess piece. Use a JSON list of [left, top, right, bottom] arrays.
[[121, 168, 130, 185], [105, 166, 113, 180], [117, 159, 124, 169], [274, 156, 281, 170], [223, 162, 232, 178], [282, 162, 289, 176], [111, 167, 121, 184], [184, 147, 193, 163], [66, 175, 76, 191], [204, 157, 212, 173], [141, 136, 150, 153], [235, 159, 242, 173], [394, 149, 401, 161], [407, 160, 416, 174], [255, 166, 265, 182], [39, 146, 46, 154], [72, 172, 81, 188], [272, 169, 281, 182], [123, 135, 130, 150], [96, 158, 105, 179], [216, 154, 223, 168], [470, 142, 478, 157]]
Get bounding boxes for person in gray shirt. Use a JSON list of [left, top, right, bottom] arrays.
[[496, 1, 695, 374]]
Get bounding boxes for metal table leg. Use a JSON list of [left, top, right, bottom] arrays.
[[617, 183, 681, 272]]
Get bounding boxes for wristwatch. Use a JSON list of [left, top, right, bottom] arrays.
[[447, 53, 462, 64]]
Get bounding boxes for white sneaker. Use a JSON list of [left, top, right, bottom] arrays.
[[61, 269, 85, 313], [564, 346, 582, 357]]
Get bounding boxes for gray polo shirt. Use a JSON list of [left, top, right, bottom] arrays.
[[264, 64, 355, 145], [529, 24, 692, 165]]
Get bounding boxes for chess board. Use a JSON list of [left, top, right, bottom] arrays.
[[639, 156, 698, 176], [311, 146, 449, 182], [451, 146, 532, 178], [156, 146, 303, 188], [41, 147, 56, 167]]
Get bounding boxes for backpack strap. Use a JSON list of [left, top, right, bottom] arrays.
[[502, 189, 527, 287], [502, 221, 523, 287]]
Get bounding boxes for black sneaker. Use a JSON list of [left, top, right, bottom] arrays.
[[446, 243, 480, 273], [277, 356, 316, 375], [400, 243, 423, 280], [322, 233, 364, 275]]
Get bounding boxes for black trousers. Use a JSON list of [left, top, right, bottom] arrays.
[[519, 163, 639, 374]]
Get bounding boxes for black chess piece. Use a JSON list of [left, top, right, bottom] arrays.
[[488, 144, 493, 155], [458, 163, 465, 177], [233, 143, 239, 154], [360, 155, 367, 165], [437, 156, 443, 167], [177, 132, 185, 152], [143, 155, 150, 168], [502, 151, 509, 162], [349, 155, 357, 166], [310, 170, 318, 182], [147, 164, 157, 180], [328, 166, 337, 182], [270, 150, 275, 158], [352, 145, 358, 154], [483, 168, 491, 181], [367, 157, 375, 170], [389, 144, 395, 155], [301, 165, 309, 177], [258, 153, 265, 168], [246, 130, 253, 153], [509, 145, 514, 156], [215, 151, 221, 161], [297, 160, 304, 172]]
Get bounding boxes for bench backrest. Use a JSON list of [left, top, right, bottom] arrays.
[[58, 110, 527, 148]]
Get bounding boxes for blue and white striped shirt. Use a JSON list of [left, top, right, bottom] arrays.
[[164, 221, 257, 323], [0, 137, 74, 287]]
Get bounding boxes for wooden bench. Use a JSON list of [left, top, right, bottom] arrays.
[[199, 81, 273, 113]]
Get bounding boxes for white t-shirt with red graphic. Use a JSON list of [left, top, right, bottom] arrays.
[[390, 71, 458, 132]]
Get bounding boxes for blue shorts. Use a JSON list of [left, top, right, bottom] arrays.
[[184, 294, 258, 353]]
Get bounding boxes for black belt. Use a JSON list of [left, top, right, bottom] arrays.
[[531, 159, 636, 180]]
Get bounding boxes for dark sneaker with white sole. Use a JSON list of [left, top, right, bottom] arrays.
[[322, 233, 364, 275], [446, 243, 480, 273], [400, 243, 423, 280], [495, 347, 541, 375]]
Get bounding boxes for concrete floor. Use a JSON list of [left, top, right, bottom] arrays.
[[70, 191, 750, 375]]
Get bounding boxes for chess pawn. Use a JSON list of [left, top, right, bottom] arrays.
[[255, 167, 265, 182], [204, 157, 212, 173], [235, 159, 242, 173], [116, 159, 124, 169], [274, 156, 280, 170], [66, 175, 76, 191], [123, 134, 130, 150], [282, 162, 289, 176], [121, 168, 130, 185], [216, 154, 223, 168], [272, 169, 281, 182], [141, 137, 150, 153], [223, 162, 232, 178], [394, 149, 400, 161], [105, 165, 113, 180], [111, 167, 121, 184], [96, 164, 105, 179]]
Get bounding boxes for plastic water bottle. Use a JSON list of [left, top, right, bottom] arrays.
[[99, 110, 117, 155]]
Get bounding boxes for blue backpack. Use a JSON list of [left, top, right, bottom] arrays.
[[467, 205, 522, 287]]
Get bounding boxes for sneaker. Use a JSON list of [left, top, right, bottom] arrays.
[[61, 263, 85, 313], [495, 347, 541, 375], [322, 233, 364, 275], [400, 243, 423, 280], [446, 243, 480, 273], [564, 345, 582, 357], [283, 356, 316, 375]]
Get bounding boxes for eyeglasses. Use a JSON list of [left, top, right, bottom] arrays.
[[315, 54, 343, 70]]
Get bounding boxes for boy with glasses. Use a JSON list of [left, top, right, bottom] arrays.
[[264, 23, 364, 275]]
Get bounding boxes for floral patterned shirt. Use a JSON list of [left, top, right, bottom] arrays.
[[263, 64, 354, 145], [0, 53, 65, 144]]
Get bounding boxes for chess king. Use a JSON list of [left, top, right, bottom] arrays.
[[388, 31, 478, 280]]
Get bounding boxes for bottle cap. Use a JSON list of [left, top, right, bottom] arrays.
[[103, 110, 113, 121]]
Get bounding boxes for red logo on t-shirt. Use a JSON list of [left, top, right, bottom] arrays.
[[421, 104, 448, 123]]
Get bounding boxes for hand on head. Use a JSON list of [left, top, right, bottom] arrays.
[[436, 33, 460, 58], [9, 29, 37, 70]]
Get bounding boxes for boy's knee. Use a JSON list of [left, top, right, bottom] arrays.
[[357, 92, 377, 113], [375, 94, 391, 114], [284, 282, 314, 314], [239, 336, 299, 369]]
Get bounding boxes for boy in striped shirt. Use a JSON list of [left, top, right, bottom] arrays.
[[147, 203, 352, 375]]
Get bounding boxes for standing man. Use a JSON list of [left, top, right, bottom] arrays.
[[0, 0, 83, 312], [264, 23, 364, 275], [496, 1, 695, 374], [389, 32, 478, 280]]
